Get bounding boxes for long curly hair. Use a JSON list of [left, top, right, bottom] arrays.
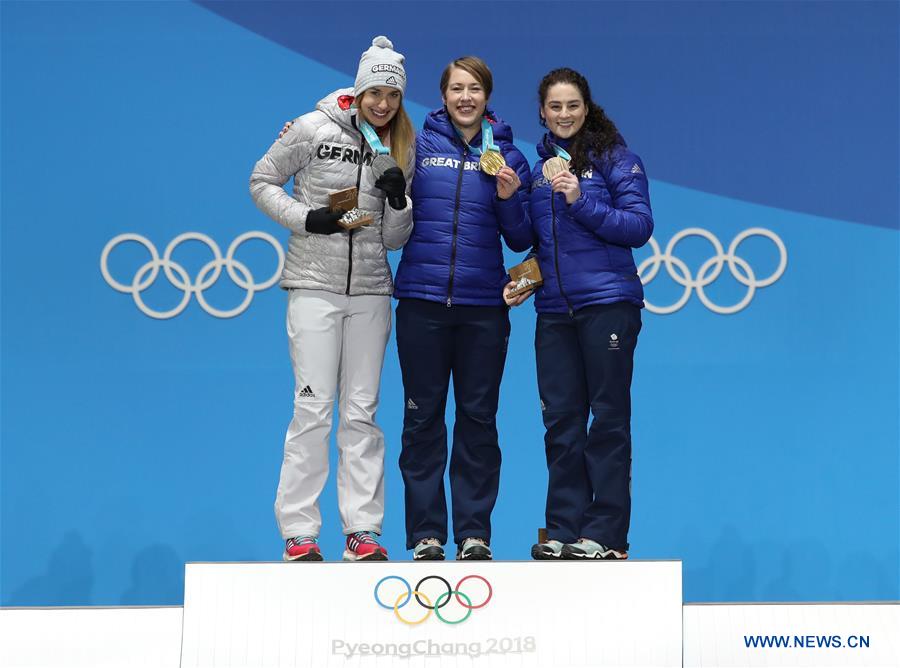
[[538, 68, 622, 175]]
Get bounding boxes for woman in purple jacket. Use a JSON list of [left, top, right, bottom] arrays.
[[394, 56, 532, 561], [506, 68, 653, 561]]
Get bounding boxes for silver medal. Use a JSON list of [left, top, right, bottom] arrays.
[[372, 153, 398, 181]]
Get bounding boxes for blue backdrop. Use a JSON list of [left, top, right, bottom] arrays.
[[1, 0, 897, 606]]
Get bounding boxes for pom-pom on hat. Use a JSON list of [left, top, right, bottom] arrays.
[[354, 36, 407, 97]]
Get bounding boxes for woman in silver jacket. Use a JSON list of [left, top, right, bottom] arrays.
[[249, 36, 415, 562]]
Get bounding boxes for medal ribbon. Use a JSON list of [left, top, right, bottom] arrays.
[[550, 143, 572, 161], [480, 118, 500, 155], [358, 119, 391, 155], [453, 118, 500, 156]]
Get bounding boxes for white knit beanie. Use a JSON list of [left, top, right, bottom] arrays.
[[354, 36, 407, 96]]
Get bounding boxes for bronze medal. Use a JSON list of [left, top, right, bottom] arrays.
[[542, 156, 570, 180], [479, 150, 505, 176]]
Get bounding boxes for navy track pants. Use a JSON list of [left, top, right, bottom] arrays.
[[536, 302, 641, 549], [396, 298, 510, 550]]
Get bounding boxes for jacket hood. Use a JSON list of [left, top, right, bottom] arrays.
[[424, 107, 514, 146], [315, 87, 360, 133]]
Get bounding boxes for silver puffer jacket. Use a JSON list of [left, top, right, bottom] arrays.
[[249, 88, 413, 294]]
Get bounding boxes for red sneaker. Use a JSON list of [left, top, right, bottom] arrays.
[[283, 536, 323, 561], [343, 531, 388, 561]]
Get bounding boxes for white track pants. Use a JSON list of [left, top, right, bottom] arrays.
[[275, 289, 391, 538]]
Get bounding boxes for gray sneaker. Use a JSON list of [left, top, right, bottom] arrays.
[[413, 537, 445, 561], [561, 538, 628, 560], [456, 537, 492, 560], [531, 539, 565, 560]]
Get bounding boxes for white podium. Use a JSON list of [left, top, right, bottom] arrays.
[[180, 561, 682, 668]]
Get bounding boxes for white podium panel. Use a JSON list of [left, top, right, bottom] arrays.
[[180, 560, 681, 668], [684, 603, 900, 667]]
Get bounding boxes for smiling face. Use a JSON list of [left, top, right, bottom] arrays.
[[358, 86, 401, 128], [541, 82, 587, 139], [442, 67, 488, 134]]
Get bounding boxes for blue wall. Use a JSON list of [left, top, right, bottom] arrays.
[[1, 0, 897, 606]]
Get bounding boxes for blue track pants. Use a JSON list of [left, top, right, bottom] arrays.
[[396, 298, 510, 549], [535, 302, 641, 549]]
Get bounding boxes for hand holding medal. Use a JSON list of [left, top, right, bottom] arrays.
[[360, 118, 407, 210], [551, 171, 581, 204], [372, 154, 408, 210], [495, 166, 521, 200], [545, 143, 580, 204]]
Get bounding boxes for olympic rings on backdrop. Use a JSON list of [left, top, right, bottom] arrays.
[[454, 574, 493, 608], [414, 575, 452, 609], [374, 575, 410, 609], [373, 574, 492, 625], [101, 227, 785, 318], [638, 227, 787, 315], [100, 232, 284, 319], [394, 591, 433, 626], [434, 590, 473, 625]]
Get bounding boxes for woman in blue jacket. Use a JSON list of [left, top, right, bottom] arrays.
[[394, 56, 532, 561], [506, 67, 653, 560]]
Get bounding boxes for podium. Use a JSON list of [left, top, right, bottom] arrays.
[[180, 561, 682, 667]]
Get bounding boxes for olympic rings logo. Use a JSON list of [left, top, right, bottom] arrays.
[[374, 574, 492, 625], [638, 227, 787, 315], [100, 232, 284, 319]]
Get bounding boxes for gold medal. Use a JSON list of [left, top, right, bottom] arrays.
[[542, 156, 570, 180], [479, 150, 506, 176]]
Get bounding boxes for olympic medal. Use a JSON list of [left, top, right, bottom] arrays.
[[372, 153, 398, 181], [479, 150, 505, 176], [542, 156, 570, 180]]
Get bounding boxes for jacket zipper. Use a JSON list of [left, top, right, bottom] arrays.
[[346, 132, 366, 295], [445, 146, 467, 307], [551, 193, 574, 317]]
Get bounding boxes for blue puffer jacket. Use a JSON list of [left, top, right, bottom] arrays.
[[530, 133, 653, 314], [394, 108, 532, 306]]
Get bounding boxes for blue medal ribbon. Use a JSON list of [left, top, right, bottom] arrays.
[[453, 118, 500, 157], [358, 119, 391, 156], [480, 118, 500, 155], [550, 143, 572, 161]]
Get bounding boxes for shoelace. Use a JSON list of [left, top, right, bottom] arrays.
[[418, 538, 442, 547], [290, 536, 317, 546], [348, 531, 381, 550]]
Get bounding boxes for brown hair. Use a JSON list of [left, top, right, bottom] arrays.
[[439, 56, 493, 98], [538, 67, 621, 175]]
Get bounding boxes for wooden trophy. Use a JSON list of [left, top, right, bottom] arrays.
[[507, 257, 543, 297], [329, 187, 373, 230]]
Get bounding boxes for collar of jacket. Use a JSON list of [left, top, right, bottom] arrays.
[[424, 106, 514, 148], [538, 132, 577, 159], [538, 131, 629, 160]]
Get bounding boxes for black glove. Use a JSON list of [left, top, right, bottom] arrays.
[[374, 166, 407, 210], [305, 207, 344, 235]]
